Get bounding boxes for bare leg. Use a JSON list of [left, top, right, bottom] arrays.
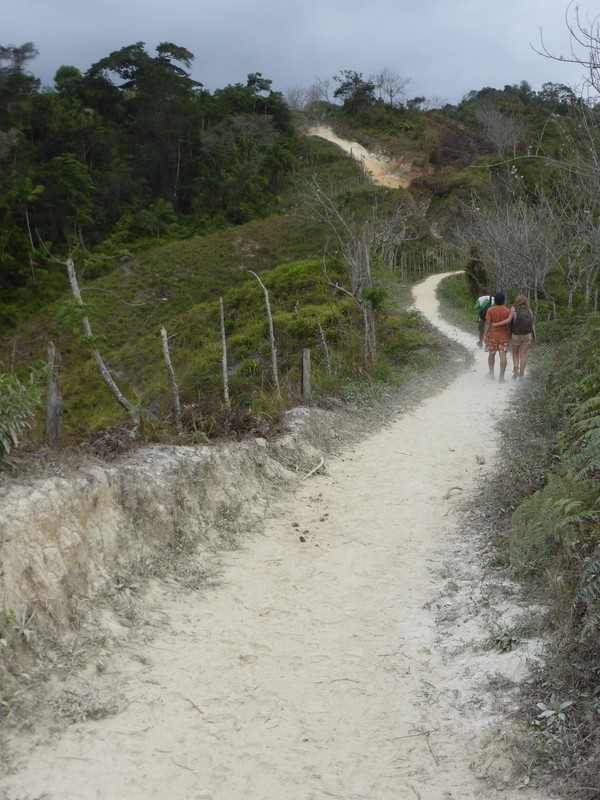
[[518, 342, 530, 377], [499, 351, 507, 381], [512, 344, 521, 379], [487, 351, 495, 377]]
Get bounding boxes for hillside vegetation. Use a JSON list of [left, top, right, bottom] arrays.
[[1, 39, 600, 798], [2, 45, 595, 452]]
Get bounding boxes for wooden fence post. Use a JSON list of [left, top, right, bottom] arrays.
[[44, 340, 63, 448], [302, 348, 311, 399], [160, 326, 183, 434], [219, 297, 231, 409]]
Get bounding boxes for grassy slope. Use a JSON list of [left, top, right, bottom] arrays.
[[1, 133, 447, 442]]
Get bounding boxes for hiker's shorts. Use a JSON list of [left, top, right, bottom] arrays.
[[511, 333, 532, 345], [485, 337, 510, 354]]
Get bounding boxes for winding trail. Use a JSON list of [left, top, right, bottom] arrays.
[[1, 274, 549, 800]]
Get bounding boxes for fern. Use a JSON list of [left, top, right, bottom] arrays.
[[509, 476, 569, 572], [573, 559, 600, 640], [576, 560, 600, 601], [558, 391, 600, 480], [509, 475, 599, 573], [553, 495, 600, 530]]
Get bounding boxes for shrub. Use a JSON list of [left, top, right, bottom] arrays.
[[0, 370, 43, 457]]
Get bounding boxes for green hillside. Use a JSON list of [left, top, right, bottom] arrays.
[[1, 49, 599, 455], [2, 43, 600, 798]]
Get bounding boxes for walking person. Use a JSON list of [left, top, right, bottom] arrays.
[[475, 289, 494, 348], [483, 291, 511, 381], [491, 294, 536, 380]]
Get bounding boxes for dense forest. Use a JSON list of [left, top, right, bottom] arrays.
[[1, 34, 600, 797]]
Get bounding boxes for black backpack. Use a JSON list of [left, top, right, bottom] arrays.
[[511, 305, 533, 335]]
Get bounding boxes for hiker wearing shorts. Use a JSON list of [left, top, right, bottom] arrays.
[[491, 294, 536, 380], [483, 291, 511, 381]]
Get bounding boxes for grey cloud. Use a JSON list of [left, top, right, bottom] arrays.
[[3, 0, 588, 102]]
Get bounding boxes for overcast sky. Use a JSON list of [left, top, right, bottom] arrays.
[[3, 0, 591, 104]]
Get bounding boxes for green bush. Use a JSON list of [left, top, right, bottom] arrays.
[[0, 370, 43, 457], [436, 273, 474, 332]]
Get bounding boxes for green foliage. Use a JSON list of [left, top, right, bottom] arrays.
[[0, 40, 301, 310], [435, 272, 474, 332], [508, 474, 598, 575], [332, 70, 376, 115], [0, 204, 444, 442], [0, 368, 42, 456], [573, 559, 600, 640], [475, 309, 600, 794], [363, 285, 387, 310]]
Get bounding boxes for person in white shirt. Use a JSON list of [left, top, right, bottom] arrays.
[[475, 290, 494, 349]]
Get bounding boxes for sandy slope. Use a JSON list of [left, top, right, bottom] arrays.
[[308, 125, 418, 189], [0, 273, 551, 800]]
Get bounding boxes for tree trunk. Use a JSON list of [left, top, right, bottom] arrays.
[[24, 206, 36, 280], [66, 257, 140, 430], [160, 326, 182, 434], [317, 322, 331, 378], [363, 300, 377, 367], [44, 341, 63, 448], [247, 270, 280, 394]]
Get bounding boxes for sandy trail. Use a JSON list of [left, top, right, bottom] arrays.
[[308, 125, 417, 189], [1, 274, 546, 800]]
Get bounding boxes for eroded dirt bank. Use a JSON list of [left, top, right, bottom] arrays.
[[0, 415, 346, 630], [307, 125, 420, 189], [0, 274, 551, 800]]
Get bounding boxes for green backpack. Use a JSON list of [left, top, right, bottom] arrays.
[[478, 298, 492, 321]]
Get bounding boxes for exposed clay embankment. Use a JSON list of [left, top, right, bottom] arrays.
[[0, 408, 346, 631], [308, 124, 422, 188]]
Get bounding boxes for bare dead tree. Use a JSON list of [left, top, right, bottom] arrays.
[[160, 327, 182, 434], [65, 256, 140, 430], [306, 77, 331, 106], [303, 176, 421, 367], [285, 86, 307, 111], [461, 179, 566, 313], [538, 170, 600, 314], [536, 2, 600, 95], [219, 296, 231, 409], [372, 67, 410, 107], [247, 270, 280, 394], [321, 250, 376, 368], [475, 106, 526, 156]]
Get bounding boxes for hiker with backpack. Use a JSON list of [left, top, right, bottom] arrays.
[[475, 289, 494, 348], [491, 294, 536, 380], [483, 291, 512, 381]]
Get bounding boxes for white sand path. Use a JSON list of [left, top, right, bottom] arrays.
[[0, 274, 549, 800], [308, 125, 416, 189]]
